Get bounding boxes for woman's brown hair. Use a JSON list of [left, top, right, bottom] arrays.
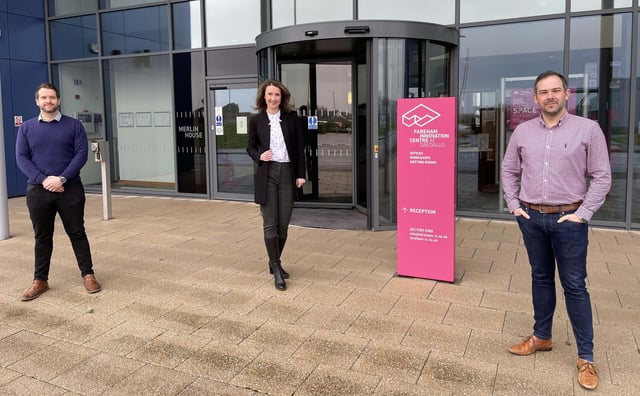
[[255, 79, 293, 113]]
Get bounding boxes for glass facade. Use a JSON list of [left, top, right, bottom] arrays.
[[459, 0, 565, 23], [204, 0, 260, 47], [51, 61, 104, 187], [101, 6, 169, 56], [50, 15, 98, 60], [457, 20, 564, 214], [173, 1, 202, 50], [174, 52, 206, 194], [358, 0, 453, 24], [569, 14, 632, 223], [572, 0, 633, 11], [272, 0, 353, 27], [44, 0, 640, 229], [103, 55, 175, 190], [377, 39, 403, 226], [209, 86, 257, 196], [48, 0, 98, 17], [376, 39, 449, 226]]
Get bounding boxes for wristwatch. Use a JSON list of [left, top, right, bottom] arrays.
[[59, 176, 67, 184]]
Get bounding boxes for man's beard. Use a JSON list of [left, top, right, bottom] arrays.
[[41, 105, 59, 114], [542, 101, 564, 117]]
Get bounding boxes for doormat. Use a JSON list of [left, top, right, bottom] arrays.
[[290, 208, 367, 230]]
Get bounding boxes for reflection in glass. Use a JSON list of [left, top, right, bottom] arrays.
[[281, 64, 311, 194], [101, 6, 169, 56], [101, 0, 159, 8], [312, 64, 353, 203], [457, 20, 563, 214], [174, 52, 206, 194], [281, 64, 309, 108], [572, 0, 632, 11], [173, 1, 202, 50], [103, 55, 175, 190], [205, 0, 259, 47], [52, 61, 104, 188], [50, 16, 98, 60], [258, 49, 269, 82], [271, 0, 295, 28], [206, 47, 257, 77], [377, 39, 404, 225], [358, 0, 454, 24], [460, 0, 564, 23], [570, 14, 632, 222], [356, 62, 367, 209], [281, 63, 354, 204], [272, 0, 352, 27], [297, 0, 352, 23], [406, 40, 426, 98], [429, 43, 450, 97], [212, 87, 258, 195], [48, 0, 98, 17]]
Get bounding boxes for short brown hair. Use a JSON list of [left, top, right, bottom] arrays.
[[534, 71, 568, 93], [255, 79, 293, 113], [35, 82, 60, 99]]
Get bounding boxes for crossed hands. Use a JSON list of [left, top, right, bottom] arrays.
[[42, 176, 64, 193]]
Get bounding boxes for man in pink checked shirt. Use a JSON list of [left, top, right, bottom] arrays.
[[501, 70, 611, 390]]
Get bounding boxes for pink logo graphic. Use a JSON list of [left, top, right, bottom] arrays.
[[401, 104, 441, 127]]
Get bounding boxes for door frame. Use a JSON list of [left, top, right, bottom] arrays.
[[279, 59, 361, 211], [206, 78, 257, 201]]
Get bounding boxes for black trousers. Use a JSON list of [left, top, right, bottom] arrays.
[[26, 182, 94, 280], [260, 162, 294, 240]]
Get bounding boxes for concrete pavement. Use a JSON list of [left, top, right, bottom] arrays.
[[1, 194, 639, 395]]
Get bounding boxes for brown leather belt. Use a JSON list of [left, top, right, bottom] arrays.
[[520, 200, 581, 214]]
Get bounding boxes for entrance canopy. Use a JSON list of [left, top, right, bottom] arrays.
[[255, 20, 458, 230], [256, 20, 458, 59]]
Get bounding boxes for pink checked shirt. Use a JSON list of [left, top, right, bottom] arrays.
[[501, 112, 611, 221]]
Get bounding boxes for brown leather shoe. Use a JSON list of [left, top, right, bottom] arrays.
[[83, 274, 102, 293], [21, 280, 49, 301], [577, 358, 598, 390], [508, 335, 552, 355]]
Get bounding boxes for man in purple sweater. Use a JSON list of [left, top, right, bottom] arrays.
[[16, 83, 101, 301]]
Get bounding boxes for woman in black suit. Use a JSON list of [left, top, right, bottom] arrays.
[[247, 80, 306, 291]]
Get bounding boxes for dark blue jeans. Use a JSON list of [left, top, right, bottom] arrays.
[[26, 182, 94, 281], [517, 206, 593, 362]]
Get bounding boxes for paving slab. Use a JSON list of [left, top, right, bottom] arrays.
[[0, 194, 638, 395]]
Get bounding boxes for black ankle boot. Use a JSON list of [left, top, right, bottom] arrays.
[[269, 265, 289, 279], [269, 261, 287, 291], [265, 237, 289, 279], [272, 236, 289, 279]]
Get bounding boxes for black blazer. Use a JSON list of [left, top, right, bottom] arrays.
[[247, 111, 306, 205]]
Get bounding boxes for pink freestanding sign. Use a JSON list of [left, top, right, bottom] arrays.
[[397, 98, 456, 282]]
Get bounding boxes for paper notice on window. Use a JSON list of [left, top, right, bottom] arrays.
[[215, 106, 223, 135], [236, 116, 247, 134]]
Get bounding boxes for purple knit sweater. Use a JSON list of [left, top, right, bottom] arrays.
[[16, 114, 88, 185]]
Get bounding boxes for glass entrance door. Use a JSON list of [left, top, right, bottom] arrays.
[[207, 82, 258, 199], [281, 62, 355, 206]]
